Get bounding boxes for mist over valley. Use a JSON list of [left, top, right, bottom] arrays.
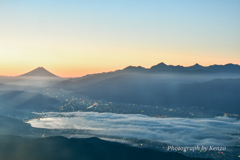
[[0, 63, 240, 160]]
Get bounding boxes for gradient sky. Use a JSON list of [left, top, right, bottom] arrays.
[[0, 0, 239, 77]]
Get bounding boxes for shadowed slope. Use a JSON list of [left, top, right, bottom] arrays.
[[0, 135, 211, 160], [0, 90, 59, 111], [55, 63, 240, 90], [0, 116, 32, 135]]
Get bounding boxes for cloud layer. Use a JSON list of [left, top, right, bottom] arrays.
[[28, 112, 240, 147]]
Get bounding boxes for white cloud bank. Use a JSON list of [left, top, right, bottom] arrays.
[[28, 112, 240, 147]]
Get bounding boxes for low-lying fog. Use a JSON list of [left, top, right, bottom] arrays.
[[27, 112, 240, 147]]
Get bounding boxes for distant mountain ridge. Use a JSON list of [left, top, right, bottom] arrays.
[[19, 67, 59, 78], [54, 63, 240, 115], [123, 63, 240, 74], [55, 62, 240, 90], [16, 63, 240, 79]]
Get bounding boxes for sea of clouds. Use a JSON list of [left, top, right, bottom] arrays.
[[27, 112, 240, 147]]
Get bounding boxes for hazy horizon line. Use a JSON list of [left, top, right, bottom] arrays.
[[1, 62, 240, 78]]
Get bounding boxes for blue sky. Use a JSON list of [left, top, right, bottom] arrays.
[[0, 0, 239, 77]]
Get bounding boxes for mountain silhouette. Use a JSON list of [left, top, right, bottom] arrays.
[[55, 63, 240, 90], [150, 62, 185, 72], [148, 63, 240, 73], [19, 67, 59, 77], [117, 63, 240, 74], [54, 62, 240, 115]]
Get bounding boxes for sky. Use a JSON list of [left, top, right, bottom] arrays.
[[0, 0, 239, 77]]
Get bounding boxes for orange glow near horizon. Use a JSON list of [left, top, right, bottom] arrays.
[[1, 54, 240, 78], [1, 40, 240, 78], [0, 1, 239, 78]]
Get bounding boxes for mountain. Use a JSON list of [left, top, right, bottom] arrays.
[[19, 67, 59, 78], [187, 63, 204, 70], [123, 66, 147, 72], [0, 135, 211, 160], [150, 62, 185, 72], [171, 78, 240, 113], [53, 62, 240, 114], [149, 63, 240, 73], [121, 63, 240, 74], [73, 76, 240, 114], [0, 90, 59, 111], [0, 116, 32, 135], [55, 63, 240, 90]]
